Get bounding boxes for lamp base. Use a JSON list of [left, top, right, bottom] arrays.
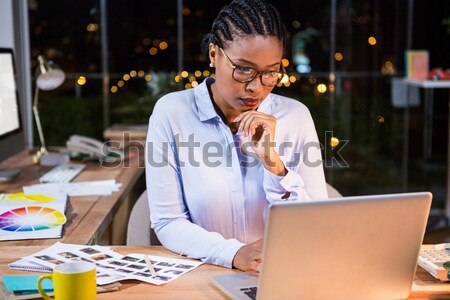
[[32, 147, 48, 164]]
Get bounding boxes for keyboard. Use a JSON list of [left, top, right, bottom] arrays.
[[240, 287, 257, 300], [39, 163, 86, 183]]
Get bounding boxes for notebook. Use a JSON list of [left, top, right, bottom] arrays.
[[213, 192, 432, 300]]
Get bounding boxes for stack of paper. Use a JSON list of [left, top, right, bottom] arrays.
[[9, 242, 203, 286], [23, 180, 122, 197], [0, 192, 67, 241]]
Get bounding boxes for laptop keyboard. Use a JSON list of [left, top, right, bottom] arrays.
[[240, 287, 257, 300]]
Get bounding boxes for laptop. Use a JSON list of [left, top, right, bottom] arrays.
[[213, 192, 432, 300]]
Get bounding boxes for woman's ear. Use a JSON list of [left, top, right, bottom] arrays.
[[208, 43, 216, 67]]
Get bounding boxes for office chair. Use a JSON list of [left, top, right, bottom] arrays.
[[126, 190, 161, 246], [126, 184, 342, 246]]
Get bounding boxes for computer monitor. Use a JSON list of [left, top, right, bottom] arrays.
[[0, 48, 24, 163]]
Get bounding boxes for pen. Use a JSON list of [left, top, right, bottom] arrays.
[[144, 255, 158, 277]]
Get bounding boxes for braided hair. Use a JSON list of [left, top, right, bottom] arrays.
[[201, 0, 287, 56]]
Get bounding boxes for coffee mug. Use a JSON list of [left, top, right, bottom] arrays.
[[37, 261, 96, 300]]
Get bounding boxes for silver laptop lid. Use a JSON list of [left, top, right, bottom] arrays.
[[257, 192, 432, 300]]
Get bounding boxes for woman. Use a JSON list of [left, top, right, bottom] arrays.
[[145, 0, 327, 272]]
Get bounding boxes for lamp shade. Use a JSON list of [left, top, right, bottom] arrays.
[[35, 55, 65, 91]]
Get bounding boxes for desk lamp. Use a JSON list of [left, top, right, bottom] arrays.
[[33, 55, 65, 162]]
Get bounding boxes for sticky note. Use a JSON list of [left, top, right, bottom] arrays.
[[6, 192, 56, 202]]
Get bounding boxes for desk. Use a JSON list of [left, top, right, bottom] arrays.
[[0, 245, 449, 300], [0, 150, 145, 246]]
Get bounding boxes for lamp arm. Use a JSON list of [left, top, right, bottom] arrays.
[[32, 86, 48, 155]]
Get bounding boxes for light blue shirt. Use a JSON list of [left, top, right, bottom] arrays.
[[145, 78, 327, 268]]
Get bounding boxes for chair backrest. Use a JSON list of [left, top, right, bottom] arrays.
[[126, 190, 161, 246], [326, 183, 342, 198]]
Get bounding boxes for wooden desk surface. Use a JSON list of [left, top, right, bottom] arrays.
[[1, 245, 450, 300], [0, 150, 144, 246]]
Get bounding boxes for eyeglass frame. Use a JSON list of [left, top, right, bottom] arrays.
[[218, 47, 286, 87]]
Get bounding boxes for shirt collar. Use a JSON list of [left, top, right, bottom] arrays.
[[193, 77, 273, 121], [194, 78, 220, 122]]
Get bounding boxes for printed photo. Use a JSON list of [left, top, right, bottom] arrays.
[[175, 264, 194, 270], [164, 269, 183, 275], [157, 262, 175, 267], [134, 272, 152, 277], [79, 247, 100, 255], [81, 257, 95, 263], [143, 268, 161, 273], [109, 260, 128, 267], [91, 253, 112, 261], [121, 256, 140, 262], [153, 275, 171, 281], [116, 268, 134, 274], [35, 255, 64, 265], [127, 264, 146, 270], [96, 264, 115, 270], [57, 252, 79, 259]]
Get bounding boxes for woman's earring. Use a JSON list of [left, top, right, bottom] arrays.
[[209, 62, 214, 68]]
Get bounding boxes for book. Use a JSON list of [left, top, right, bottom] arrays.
[[9, 242, 203, 286], [405, 50, 429, 80], [0, 192, 67, 241]]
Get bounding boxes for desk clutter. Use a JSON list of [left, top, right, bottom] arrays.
[[0, 275, 120, 300], [8, 242, 203, 286]]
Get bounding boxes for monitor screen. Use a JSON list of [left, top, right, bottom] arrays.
[[0, 49, 20, 137]]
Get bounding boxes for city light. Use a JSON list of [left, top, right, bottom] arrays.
[[117, 80, 124, 87], [123, 74, 130, 81], [130, 70, 137, 77], [377, 116, 385, 123], [192, 81, 199, 87], [335, 52, 343, 61], [203, 70, 210, 77], [317, 83, 327, 93], [329, 84, 335, 93], [182, 7, 191, 16], [185, 83, 192, 89], [86, 23, 98, 32], [189, 76, 196, 82], [174, 75, 181, 82], [292, 20, 301, 29], [145, 75, 152, 81], [111, 86, 118, 93], [77, 76, 86, 86], [282, 59, 289, 67], [368, 36, 377, 46], [149, 47, 158, 55], [330, 137, 340, 147], [289, 76, 296, 83], [181, 71, 189, 78], [138, 70, 145, 77], [194, 70, 202, 77], [159, 41, 168, 50], [280, 74, 289, 84]]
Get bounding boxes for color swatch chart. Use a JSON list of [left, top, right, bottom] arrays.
[[0, 206, 66, 232]]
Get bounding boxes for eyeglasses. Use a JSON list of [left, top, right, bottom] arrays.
[[219, 48, 286, 87]]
